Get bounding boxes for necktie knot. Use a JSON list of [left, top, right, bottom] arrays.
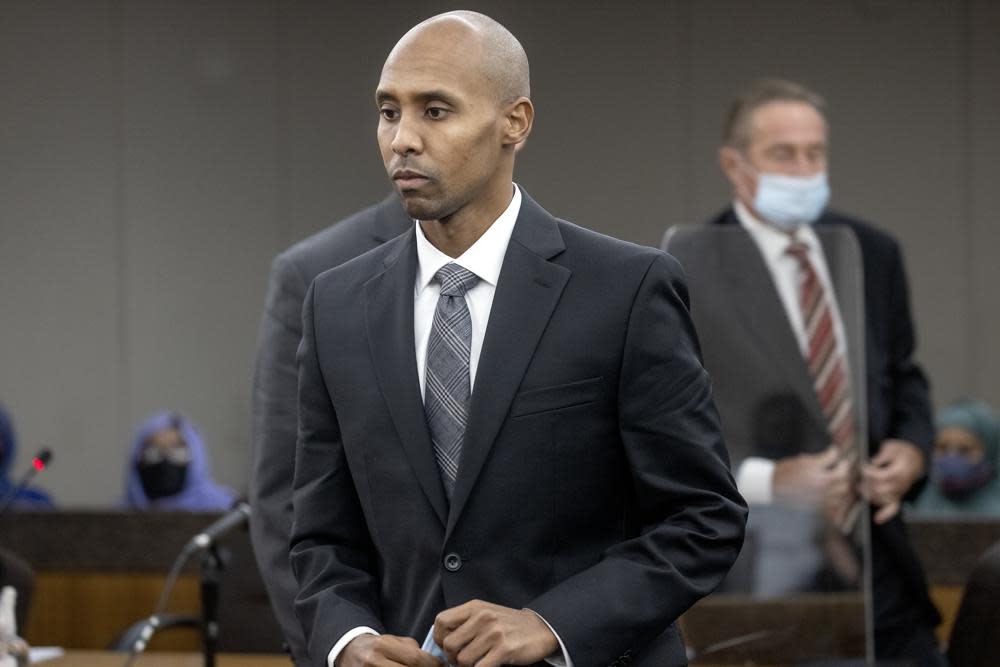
[[785, 238, 811, 263], [435, 263, 480, 297]]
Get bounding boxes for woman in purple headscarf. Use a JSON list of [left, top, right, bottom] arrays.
[[123, 411, 235, 511], [0, 404, 54, 509]]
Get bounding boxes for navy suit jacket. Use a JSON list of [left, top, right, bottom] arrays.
[[290, 191, 747, 667]]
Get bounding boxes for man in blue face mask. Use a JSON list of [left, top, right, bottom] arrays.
[[665, 78, 944, 665]]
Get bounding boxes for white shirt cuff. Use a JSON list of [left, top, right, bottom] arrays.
[[526, 609, 573, 667], [736, 457, 775, 505], [327, 627, 379, 667]]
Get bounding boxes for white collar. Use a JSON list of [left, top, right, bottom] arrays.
[[414, 184, 521, 293]]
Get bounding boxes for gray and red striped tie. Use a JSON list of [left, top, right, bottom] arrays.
[[786, 239, 855, 455]]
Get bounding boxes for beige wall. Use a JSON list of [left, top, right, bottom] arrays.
[[1, 0, 997, 506]]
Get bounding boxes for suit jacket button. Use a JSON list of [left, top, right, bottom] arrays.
[[443, 553, 463, 572]]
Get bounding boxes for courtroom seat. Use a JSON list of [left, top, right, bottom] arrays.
[[947, 539, 1000, 667], [0, 546, 35, 631]]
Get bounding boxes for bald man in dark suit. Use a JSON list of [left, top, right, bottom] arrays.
[[290, 11, 746, 667]]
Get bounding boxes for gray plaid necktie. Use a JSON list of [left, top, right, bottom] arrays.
[[424, 262, 480, 500]]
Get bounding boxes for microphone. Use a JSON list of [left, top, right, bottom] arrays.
[[0, 448, 53, 516], [186, 502, 252, 551]]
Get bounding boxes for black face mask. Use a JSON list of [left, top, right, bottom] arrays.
[[138, 461, 188, 500]]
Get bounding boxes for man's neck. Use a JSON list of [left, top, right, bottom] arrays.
[[420, 183, 515, 258]]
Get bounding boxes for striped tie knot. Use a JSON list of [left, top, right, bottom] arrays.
[[785, 238, 811, 262], [435, 263, 480, 297]]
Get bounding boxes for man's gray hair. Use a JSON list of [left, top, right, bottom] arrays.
[[723, 78, 825, 149]]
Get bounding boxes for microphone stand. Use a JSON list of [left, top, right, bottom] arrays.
[[199, 545, 226, 667], [122, 503, 248, 667]]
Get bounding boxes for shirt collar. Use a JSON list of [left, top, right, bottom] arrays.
[[733, 199, 822, 262], [415, 184, 521, 294]]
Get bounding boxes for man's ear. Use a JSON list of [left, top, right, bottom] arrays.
[[719, 146, 756, 206], [503, 97, 534, 147], [719, 146, 746, 194], [719, 146, 741, 185]]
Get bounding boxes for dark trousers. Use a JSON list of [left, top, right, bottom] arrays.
[[875, 621, 948, 667]]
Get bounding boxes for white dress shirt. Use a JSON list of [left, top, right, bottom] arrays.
[[413, 185, 521, 396], [732, 200, 850, 505], [327, 185, 571, 667]]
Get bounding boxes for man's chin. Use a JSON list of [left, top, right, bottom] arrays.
[[398, 192, 448, 222]]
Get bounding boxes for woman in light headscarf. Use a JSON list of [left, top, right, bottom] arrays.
[[123, 411, 235, 511], [0, 404, 54, 509], [914, 400, 1000, 516]]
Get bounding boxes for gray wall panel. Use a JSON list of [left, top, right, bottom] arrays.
[[0, 0, 120, 505], [968, 0, 1000, 406], [119, 0, 279, 494], [0, 0, 997, 505]]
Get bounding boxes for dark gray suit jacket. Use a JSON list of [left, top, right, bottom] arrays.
[[249, 195, 411, 663], [663, 221, 867, 471], [290, 190, 747, 667], [664, 209, 939, 635]]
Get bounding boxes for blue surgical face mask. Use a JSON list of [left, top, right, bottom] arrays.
[[753, 171, 830, 231], [933, 453, 995, 500]]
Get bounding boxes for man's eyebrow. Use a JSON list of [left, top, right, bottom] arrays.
[[414, 90, 460, 106], [375, 89, 460, 106]]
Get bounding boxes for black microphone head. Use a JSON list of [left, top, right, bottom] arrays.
[[0, 447, 53, 516]]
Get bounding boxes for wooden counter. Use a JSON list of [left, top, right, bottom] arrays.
[[40, 650, 289, 666], [4, 511, 999, 660], [1, 511, 282, 653]]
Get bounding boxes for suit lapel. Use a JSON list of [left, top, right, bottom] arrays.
[[365, 230, 448, 526], [445, 192, 569, 539]]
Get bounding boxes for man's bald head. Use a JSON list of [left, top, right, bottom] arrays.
[[386, 10, 530, 104], [376, 11, 533, 227]]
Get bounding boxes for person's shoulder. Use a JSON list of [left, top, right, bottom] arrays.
[[818, 209, 900, 257], [556, 217, 655, 258], [553, 217, 681, 280], [311, 227, 412, 294], [276, 195, 409, 282], [514, 189, 667, 273], [16, 486, 54, 508], [705, 207, 739, 227]]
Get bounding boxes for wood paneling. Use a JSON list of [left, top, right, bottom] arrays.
[[25, 572, 201, 650], [44, 651, 287, 666]]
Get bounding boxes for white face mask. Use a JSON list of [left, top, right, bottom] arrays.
[[753, 171, 830, 231]]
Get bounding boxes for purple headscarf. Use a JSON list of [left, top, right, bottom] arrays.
[[123, 411, 235, 511]]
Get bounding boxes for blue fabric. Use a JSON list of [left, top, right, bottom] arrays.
[[123, 411, 235, 511], [0, 403, 55, 509], [936, 400, 999, 465]]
